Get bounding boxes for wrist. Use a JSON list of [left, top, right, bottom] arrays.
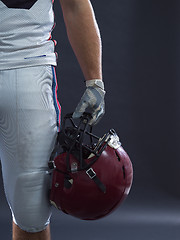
[[86, 79, 104, 90]]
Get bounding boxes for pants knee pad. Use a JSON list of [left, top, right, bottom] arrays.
[[10, 171, 52, 233]]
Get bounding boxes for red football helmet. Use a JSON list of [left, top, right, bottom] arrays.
[[49, 113, 133, 220]]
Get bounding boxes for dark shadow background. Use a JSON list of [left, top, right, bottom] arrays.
[[1, 0, 180, 239]]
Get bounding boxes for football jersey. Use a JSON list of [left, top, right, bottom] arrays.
[[0, 0, 57, 70]]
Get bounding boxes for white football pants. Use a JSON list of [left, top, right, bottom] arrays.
[[0, 65, 60, 232]]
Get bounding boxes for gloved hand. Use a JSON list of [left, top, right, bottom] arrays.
[[72, 79, 105, 125]]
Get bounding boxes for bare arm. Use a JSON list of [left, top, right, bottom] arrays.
[[59, 0, 102, 80]]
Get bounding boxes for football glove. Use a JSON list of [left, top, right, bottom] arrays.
[[72, 79, 105, 125]]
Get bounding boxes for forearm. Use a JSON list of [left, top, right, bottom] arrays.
[[59, 0, 102, 80]]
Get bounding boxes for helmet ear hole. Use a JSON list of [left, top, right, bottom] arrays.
[[122, 165, 126, 179], [115, 151, 121, 162], [64, 177, 73, 189]]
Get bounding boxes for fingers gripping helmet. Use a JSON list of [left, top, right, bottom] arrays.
[[49, 113, 133, 220]]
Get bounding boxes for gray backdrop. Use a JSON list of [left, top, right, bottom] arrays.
[[1, 0, 180, 239]]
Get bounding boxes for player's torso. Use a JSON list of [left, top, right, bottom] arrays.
[[0, 0, 57, 70]]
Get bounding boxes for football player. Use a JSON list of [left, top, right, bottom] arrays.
[[0, 0, 105, 240]]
